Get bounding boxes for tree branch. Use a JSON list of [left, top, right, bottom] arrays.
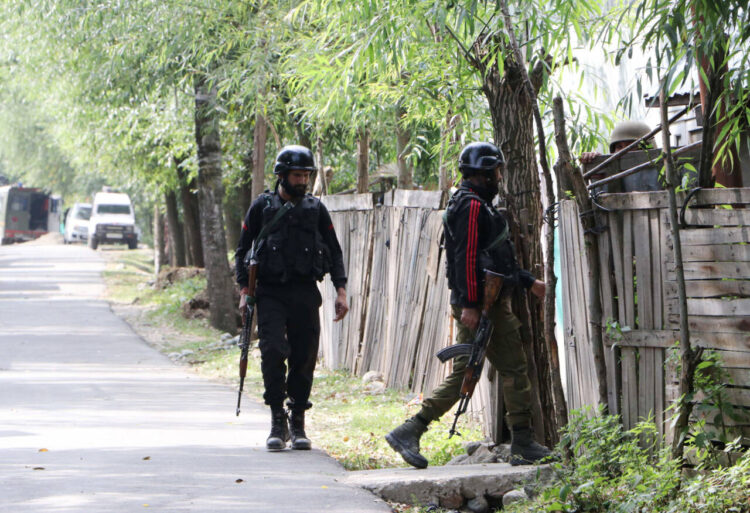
[[660, 81, 702, 465], [442, 24, 482, 71]]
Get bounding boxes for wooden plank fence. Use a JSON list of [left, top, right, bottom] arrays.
[[560, 188, 750, 444], [317, 190, 503, 439]]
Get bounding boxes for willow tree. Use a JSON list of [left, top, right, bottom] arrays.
[[1, 0, 262, 332], [292, 0, 619, 444]]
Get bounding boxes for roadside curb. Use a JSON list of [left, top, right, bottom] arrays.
[[344, 462, 551, 510]]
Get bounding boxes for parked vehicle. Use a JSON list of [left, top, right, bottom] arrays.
[[63, 203, 92, 244], [88, 191, 138, 250], [0, 185, 61, 245]]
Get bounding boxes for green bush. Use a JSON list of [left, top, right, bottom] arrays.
[[664, 451, 750, 513], [506, 406, 748, 513]]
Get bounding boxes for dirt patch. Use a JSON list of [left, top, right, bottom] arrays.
[[21, 232, 64, 245], [182, 289, 210, 319], [154, 266, 205, 289]]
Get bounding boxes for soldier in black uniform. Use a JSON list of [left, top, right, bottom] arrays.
[[235, 145, 349, 451], [386, 141, 552, 468]]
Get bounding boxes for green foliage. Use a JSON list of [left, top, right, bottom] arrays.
[[663, 451, 750, 513], [623, 0, 750, 173], [3, 0, 748, 211], [152, 276, 207, 315], [507, 406, 749, 513], [665, 345, 750, 464], [0, 0, 675, 205]]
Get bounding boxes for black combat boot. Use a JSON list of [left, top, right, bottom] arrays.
[[266, 408, 290, 451], [510, 426, 552, 465], [288, 410, 312, 450], [385, 415, 429, 469]]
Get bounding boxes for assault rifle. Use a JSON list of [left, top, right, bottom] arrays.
[[235, 261, 258, 416], [234, 200, 294, 416], [436, 270, 504, 437]]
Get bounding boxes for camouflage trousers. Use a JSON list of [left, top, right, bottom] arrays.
[[418, 295, 533, 429]]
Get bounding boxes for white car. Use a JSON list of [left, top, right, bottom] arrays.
[[88, 191, 138, 250], [63, 203, 92, 244]]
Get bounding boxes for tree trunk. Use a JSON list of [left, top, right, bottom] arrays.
[[694, 11, 742, 188], [153, 204, 167, 275], [240, 147, 254, 214], [177, 166, 203, 267], [552, 97, 609, 414], [165, 189, 186, 267], [357, 128, 369, 193], [224, 187, 242, 254], [470, 33, 560, 444], [312, 135, 328, 195], [252, 112, 268, 201], [498, 0, 568, 438], [438, 117, 450, 194], [660, 84, 703, 463], [194, 77, 236, 333], [396, 104, 413, 189], [226, 148, 254, 254]]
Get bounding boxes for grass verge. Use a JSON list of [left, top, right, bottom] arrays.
[[100, 248, 484, 473]]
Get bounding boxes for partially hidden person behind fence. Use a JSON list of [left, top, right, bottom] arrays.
[[385, 141, 552, 469], [235, 144, 349, 451], [580, 120, 655, 166]]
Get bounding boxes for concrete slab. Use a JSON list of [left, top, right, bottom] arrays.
[[344, 463, 551, 509]]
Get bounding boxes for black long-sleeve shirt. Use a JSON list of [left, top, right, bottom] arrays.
[[235, 192, 347, 290], [446, 181, 535, 308]]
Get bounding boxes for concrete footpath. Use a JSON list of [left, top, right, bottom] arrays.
[[0, 243, 390, 513]]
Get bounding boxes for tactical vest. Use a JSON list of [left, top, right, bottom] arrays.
[[443, 188, 520, 290], [255, 193, 332, 283]]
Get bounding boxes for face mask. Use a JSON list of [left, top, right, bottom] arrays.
[[472, 173, 499, 202]]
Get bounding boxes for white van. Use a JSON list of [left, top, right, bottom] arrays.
[[63, 203, 92, 243], [88, 191, 138, 250]]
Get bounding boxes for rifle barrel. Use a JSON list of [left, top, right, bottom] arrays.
[[235, 297, 254, 416], [236, 376, 245, 416]]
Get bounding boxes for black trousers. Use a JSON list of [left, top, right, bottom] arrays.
[[256, 281, 322, 411]]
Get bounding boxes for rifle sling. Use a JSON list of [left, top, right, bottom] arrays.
[[249, 199, 295, 262]]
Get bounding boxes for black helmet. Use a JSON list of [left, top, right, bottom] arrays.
[[458, 142, 505, 174], [273, 145, 317, 175]]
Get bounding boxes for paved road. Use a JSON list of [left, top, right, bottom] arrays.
[[0, 243, 391, 513]]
